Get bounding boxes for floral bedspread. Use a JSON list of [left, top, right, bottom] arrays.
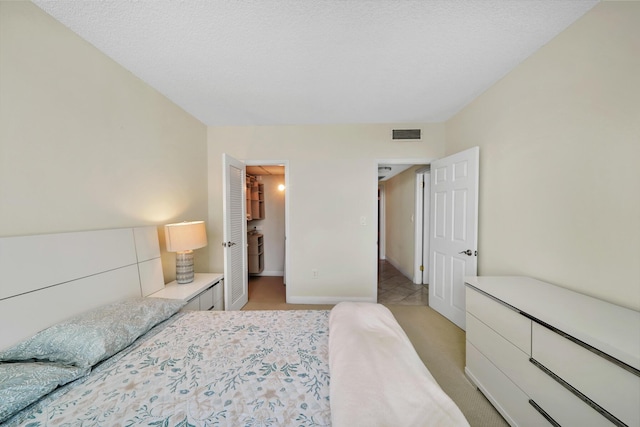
[[7, 310, 331, 427]]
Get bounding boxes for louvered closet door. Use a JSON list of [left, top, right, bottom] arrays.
[[223, 154, 248, 310]]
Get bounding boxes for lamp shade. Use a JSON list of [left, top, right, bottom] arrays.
[[165, 221, 207, 252]]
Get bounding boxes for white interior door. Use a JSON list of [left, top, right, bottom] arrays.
[[429, 147, 479, 330], [222, 153, 248, 310]]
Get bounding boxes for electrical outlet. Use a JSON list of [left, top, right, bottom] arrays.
[[360, 216, 367, 226], [312, 269, 319, 279]]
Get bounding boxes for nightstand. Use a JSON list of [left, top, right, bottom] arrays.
[[148, 273, 224, 311]]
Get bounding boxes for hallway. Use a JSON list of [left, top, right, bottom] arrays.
[[377, 260, 429, 305]]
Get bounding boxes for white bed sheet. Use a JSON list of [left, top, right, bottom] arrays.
[[329, 302, 469, 427]]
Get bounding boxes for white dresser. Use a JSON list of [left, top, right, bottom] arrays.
[[465, 276, 639, 427], [149, 273, 224, 311]]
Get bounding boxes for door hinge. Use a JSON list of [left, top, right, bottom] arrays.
[[419, 265, 424, 271]]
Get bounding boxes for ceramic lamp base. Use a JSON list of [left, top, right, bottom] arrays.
[[175, 250, 194, 284]]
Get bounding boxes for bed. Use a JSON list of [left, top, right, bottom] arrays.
[[0, 227, 469, 426]]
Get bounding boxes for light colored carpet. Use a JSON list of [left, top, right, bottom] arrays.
[[243, 276, 508, 427], [387, 305, 508, 427]]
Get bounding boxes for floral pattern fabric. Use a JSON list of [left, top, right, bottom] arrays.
[[0, 362, 88, 423], [6, 310, 331, 427]]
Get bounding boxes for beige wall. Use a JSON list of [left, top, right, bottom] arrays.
[[384, 165, 423, 279], [208, 124, 444, 303], [446, 2, 640, 310], [0, 2, 209, 281], [5, 2, 637, 308]]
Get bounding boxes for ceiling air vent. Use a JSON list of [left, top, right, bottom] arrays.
[[392, 129, 421, 140]]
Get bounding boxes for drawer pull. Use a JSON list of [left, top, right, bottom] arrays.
[[530, 358, 628, 427], [528, 400, 561, 427]]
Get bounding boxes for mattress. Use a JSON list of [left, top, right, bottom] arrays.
[[5, 310, 331, 426]]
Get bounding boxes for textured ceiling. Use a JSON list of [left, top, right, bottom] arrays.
[[33, 0, 598, 126]]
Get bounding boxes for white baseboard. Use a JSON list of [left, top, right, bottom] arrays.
[[286, 295, 376, 305]]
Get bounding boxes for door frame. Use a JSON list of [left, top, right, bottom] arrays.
[[378, 183, 386, 261], [375, 157, 434, 282], [413, 168, 431, 284], [244, 159, 290, 300]]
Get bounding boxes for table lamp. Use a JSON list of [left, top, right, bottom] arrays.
[[165, 221, 207, 284]]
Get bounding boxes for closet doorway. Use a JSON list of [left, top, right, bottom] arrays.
[[244, 161, 288, 304]]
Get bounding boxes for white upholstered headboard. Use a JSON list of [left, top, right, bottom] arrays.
[[0, 226, 165, 351]]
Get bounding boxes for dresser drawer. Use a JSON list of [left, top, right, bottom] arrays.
[[532, 323, 639, 427], [198, 286, 214, 310], [525, 356, 615, 427], [466, 342, 548, 427], [211, 280, 223, 310], [466, 287, 531, 354], [467, 314, 536, 389], [182, 297, 200, 311], [468, 316, 617, 427]]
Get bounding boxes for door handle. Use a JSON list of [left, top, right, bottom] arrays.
[[222, 241, 236, 247], [459, 249, 473, 256]]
